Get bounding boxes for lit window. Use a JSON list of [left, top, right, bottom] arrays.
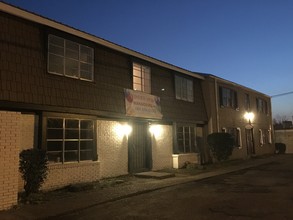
[[48, 35, 94, 81], [133, 63, 151, 93], [46, 117, 96, 163], [219, 87, 238, 109], [175, 75, 194, 102], [177, 125, 197, 153]]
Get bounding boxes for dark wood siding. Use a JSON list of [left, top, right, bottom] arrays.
[[0, 12, 130, 116], [0, 11, 207, 123], [151, 65, 207, 122]]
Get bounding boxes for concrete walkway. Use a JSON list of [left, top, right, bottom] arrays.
[[0, 155, 285, 220]]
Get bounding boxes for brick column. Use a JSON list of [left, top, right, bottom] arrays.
[[0, 111, 21, 210]]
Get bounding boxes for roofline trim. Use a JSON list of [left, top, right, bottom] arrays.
[[0, 2, 204, 80], [204, 74, 271, 98]]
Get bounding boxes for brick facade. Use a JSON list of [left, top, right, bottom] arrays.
[[152, 125, 173, 170], [42, 162, 100, 191], [97, 120, 129, 178], [0, 111, 21, 210], [18, 114, 36, 191]]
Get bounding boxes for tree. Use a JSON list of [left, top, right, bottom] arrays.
[[207, 133, 234, 161], [19, 149, 48, 196]]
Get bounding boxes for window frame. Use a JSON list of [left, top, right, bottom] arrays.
[[245, 93, 250, 110], [176, 125, 197, 153], [44, 115, 96, 163], [48, 34, 94, 82], [175, 75, 194, 102], [132, 62, 151, 93], [219, 87, 238, 109], [259, 129, 264, 146], [222, 127, 242, 148], [256, 98, 268, 114]]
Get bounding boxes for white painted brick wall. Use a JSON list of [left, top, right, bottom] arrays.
[[0, 111, 21, 211], [42, 162, 100, 190], [18, 114, 36, 192], [20, 114, 35, 151], [97, 120, 128, 178], [152, 125, 173, 170]]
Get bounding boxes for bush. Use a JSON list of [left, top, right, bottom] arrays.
[[19, 149, 48, 196], [275, 143, 286, 154], [207, 133, 234, 161]]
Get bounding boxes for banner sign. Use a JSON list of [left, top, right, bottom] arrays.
[[124, 89, 162, 119]]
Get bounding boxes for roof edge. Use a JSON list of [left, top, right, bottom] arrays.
[[0, 2, 204, 80], [199, 73, 271, 98]]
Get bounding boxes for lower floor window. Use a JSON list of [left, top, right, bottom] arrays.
[[46, 117, 95, 163], [177, 125, 197, 153], [222, 127, 241, 148]]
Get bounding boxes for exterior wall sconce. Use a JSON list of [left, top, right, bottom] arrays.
[[244, 112, 255, 128], [149, 124, 162, 137], [114, 124, 132, 138]]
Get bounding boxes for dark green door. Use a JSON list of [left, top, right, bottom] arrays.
[[128, 122, 152, 173]]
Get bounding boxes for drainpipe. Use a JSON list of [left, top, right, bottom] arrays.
[[215, 78, 220, 132]]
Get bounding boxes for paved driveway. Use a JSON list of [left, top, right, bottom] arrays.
[[54, 155, 293, 219]]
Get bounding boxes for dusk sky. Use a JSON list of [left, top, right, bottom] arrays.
[[3, 0, 293, 120]]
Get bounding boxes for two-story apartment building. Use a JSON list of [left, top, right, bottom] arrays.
[[0, 3, 274, 211], [201, 74, 275, 161], [0, 2, 208, 210]]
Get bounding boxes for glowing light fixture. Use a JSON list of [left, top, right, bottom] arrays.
[[122, 124, 132, 136], [244, 112, 254, 124], [114, 124, 132, 137], [149, 124, 162, 136]]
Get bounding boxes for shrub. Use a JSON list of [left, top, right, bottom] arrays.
[[275, 143, 286, 154], [207, 132, 234, 161], [19, 149, 48, 196]]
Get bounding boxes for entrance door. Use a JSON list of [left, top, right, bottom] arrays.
[[245, 128, 255, 156], [128, 122, 152, 173]]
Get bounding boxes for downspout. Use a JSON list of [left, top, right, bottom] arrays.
[[215, 78, 220, 132]]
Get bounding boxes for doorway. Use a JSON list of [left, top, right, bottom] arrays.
[[245, 128, 255, 156], [128, 122, 152, 173]]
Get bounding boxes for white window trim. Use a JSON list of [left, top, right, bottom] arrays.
[[237, 127, 242, 148], [259, 129, 264, 146], [268, 129, 272, 144]]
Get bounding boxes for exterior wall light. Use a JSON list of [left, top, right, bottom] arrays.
[[149, 124, 162, 137], [114, 124, 132, 138], [244, 112, 255, 124], [122, 124, 132, 136]]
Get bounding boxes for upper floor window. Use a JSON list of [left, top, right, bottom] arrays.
[[245, 93, 250, 110], [219, 87, 238, 109], [133, 63, 151, 93], [256, 98, 268, 114], [48, 35, 94, 81], [175, 75, 194, 102]]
